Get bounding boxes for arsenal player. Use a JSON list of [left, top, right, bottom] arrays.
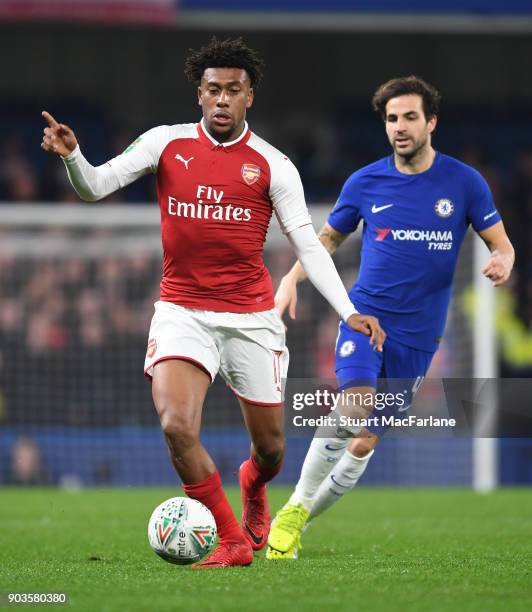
[[41, 37, 385, 568]]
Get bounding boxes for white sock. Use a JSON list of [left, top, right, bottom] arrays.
[[288, 435, 349, 511], [310, 449, 374, 519]]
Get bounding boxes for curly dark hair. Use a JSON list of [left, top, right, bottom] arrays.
[[372, 76, 441, 121], [184, 37, 265, 89]]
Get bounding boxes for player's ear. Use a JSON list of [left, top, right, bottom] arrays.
[[246, 88, 254, 109], [197, 86, 203, 106], [428, 115, 437, 133]]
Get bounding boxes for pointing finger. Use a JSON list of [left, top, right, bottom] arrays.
[[42, 111, 59, 128]]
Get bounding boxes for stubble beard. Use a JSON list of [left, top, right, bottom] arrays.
[[393, 135, 429, 163], [207, 121, 237, 142], [393, 138, 428, 163]]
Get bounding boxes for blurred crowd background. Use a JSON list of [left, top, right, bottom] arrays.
[[1, 1, 531, 486]]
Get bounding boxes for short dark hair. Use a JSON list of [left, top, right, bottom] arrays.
[[184, 36, 265, 89], [372, 76, 441, 121]]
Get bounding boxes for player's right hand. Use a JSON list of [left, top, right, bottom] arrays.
[[275, 275, 298, 320], [41, 111, 78, 157], [345, 313, 386, 352]]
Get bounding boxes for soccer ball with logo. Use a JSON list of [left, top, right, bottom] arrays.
[[147, 497, 217, 565]]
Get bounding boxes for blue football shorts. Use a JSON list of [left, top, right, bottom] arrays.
[[335, 321, 435, 436]]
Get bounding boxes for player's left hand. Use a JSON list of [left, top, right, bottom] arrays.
[[346, 313, 386, 352], [482, 250, 514, 287]]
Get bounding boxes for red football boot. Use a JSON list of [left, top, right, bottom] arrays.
[[193, 539, 253, 568], [239, 460, 271, 551]]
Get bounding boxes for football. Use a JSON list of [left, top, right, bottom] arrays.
[[147, 497, 217, 565]]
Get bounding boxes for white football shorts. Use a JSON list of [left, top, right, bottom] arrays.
[[144, 301, 289, 406]]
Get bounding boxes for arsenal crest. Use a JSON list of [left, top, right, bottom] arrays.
[[241, 163, 261, 186]]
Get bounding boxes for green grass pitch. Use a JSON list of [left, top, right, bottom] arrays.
[[1, 488, 531, 611]]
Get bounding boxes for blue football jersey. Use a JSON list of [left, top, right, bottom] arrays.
[[328, 152, 501, 352]]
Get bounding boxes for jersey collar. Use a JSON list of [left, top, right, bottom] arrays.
[[388, 150, 441, 177], [197, 119, 251, 151]]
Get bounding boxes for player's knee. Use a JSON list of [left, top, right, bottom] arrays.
[[349, 434, 378, 458], [158, 405, 199, 450]]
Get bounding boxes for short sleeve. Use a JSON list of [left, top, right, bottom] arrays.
[[466, 169, 501, 232], [107, 126, 169, 188], [327, 173, 362, 234], [269, 155, 312, 234]]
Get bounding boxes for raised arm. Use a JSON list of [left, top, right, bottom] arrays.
[[41, 110, 122, 202], [40, 111, 162, 202], [478, 221, 515, 287]]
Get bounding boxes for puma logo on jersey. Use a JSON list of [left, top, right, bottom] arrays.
[[175, 154, 194, 169], [371, 203, 394, 213]]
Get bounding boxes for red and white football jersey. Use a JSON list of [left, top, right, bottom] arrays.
[[107, 120, 311, 312]]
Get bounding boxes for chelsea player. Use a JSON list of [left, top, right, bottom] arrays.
[[266, 76, 515, 559]]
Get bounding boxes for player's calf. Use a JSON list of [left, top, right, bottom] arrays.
[[239, 400, 285, 549], [309, 446, 374, 520]]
